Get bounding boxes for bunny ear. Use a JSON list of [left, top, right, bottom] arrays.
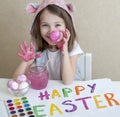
[[66, 3, 76, 12], [26, 3, 39, 13]]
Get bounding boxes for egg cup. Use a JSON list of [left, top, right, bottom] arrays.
[[7, 79, 31, 97]]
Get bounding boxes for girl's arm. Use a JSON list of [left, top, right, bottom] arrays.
[[12, 60, 33, 78], [13, 40, 41, 78], [62, 52, 79, 85], [61, 29, 79, 84]]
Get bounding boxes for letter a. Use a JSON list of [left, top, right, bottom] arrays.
[[52, 89, 61, 99], [50, 103, 62, 116]]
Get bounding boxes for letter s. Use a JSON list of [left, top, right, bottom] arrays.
[[62, 100, 77, 112]]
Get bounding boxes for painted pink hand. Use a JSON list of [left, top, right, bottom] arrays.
[[56, 39, 65, 51], [17, 41, 41, 62], [57, 29, 70, 51]]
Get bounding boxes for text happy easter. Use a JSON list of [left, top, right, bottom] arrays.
[[32, 83, 120, 116]]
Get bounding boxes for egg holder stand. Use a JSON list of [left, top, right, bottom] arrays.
[[7, 78, 31, 97]]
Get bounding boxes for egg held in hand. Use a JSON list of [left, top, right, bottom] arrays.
[[50, 30, 60, 42]]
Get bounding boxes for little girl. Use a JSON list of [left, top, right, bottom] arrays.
[[13, 0, 83, 84]]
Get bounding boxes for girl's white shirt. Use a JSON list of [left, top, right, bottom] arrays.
[[36, 41, 83, 80]]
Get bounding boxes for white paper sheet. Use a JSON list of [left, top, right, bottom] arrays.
[[0, 101, 9, 117]]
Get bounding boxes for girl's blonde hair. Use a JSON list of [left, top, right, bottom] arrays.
[[31, 5, 77, 52]]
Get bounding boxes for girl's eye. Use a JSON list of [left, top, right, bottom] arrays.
[[41, 24, 49, 27], [55, 24, 61, 27]]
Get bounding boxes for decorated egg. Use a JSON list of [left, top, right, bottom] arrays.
[[50, 30, 60, 42], [16, 74, 27, 83], [7, 80, 14, 88], [8, 80, 19, 90], [19, 82, 29, 90]]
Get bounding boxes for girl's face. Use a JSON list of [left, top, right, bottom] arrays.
[[40, 9, 66, 45]]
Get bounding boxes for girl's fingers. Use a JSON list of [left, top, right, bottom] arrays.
[[17, 53, 24, 58], [18, 40, 40, 61], [23, 40, 28, 52], [63, 37, 66, 43], [30, 42, 34, 52], [61, 29, 70, 41], [65, 29, 70, 40], [19, 44, 26, 55]]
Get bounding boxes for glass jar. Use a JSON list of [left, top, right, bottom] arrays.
[[27, 65, 49, 90]]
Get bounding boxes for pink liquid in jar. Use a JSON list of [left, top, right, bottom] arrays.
[[27, 65, 49, 90]]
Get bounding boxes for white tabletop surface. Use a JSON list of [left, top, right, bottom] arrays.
[[0, 78, 120, 117], [0, 78, 120, 100]]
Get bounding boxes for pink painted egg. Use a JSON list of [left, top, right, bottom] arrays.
[[7, 80, 14, 88], [50, 30, 60, 42], [16, 74, 27, 83], [8, 80, 19, 90]]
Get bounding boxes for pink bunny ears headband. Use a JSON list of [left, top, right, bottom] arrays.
[[26, 2, 75, 14], [26, 0, 75, 13], [26, 0, 75, 21]]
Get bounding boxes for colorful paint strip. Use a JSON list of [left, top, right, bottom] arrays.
[[5, 97, 35, 117]]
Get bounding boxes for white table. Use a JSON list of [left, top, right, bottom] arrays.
[[0, 78, 120, 117], [0, 78, 120, 100]]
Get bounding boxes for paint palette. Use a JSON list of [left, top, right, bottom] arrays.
[[5, 97, 35, 117]]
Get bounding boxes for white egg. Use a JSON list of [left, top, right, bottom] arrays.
[[19, 82, 29, 90], [20, 87, 29, 94]]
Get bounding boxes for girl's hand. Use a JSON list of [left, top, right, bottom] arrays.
[[56, 29, 70, 53], [17, 40, 41, 62], [62, 29, 70, 52]]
